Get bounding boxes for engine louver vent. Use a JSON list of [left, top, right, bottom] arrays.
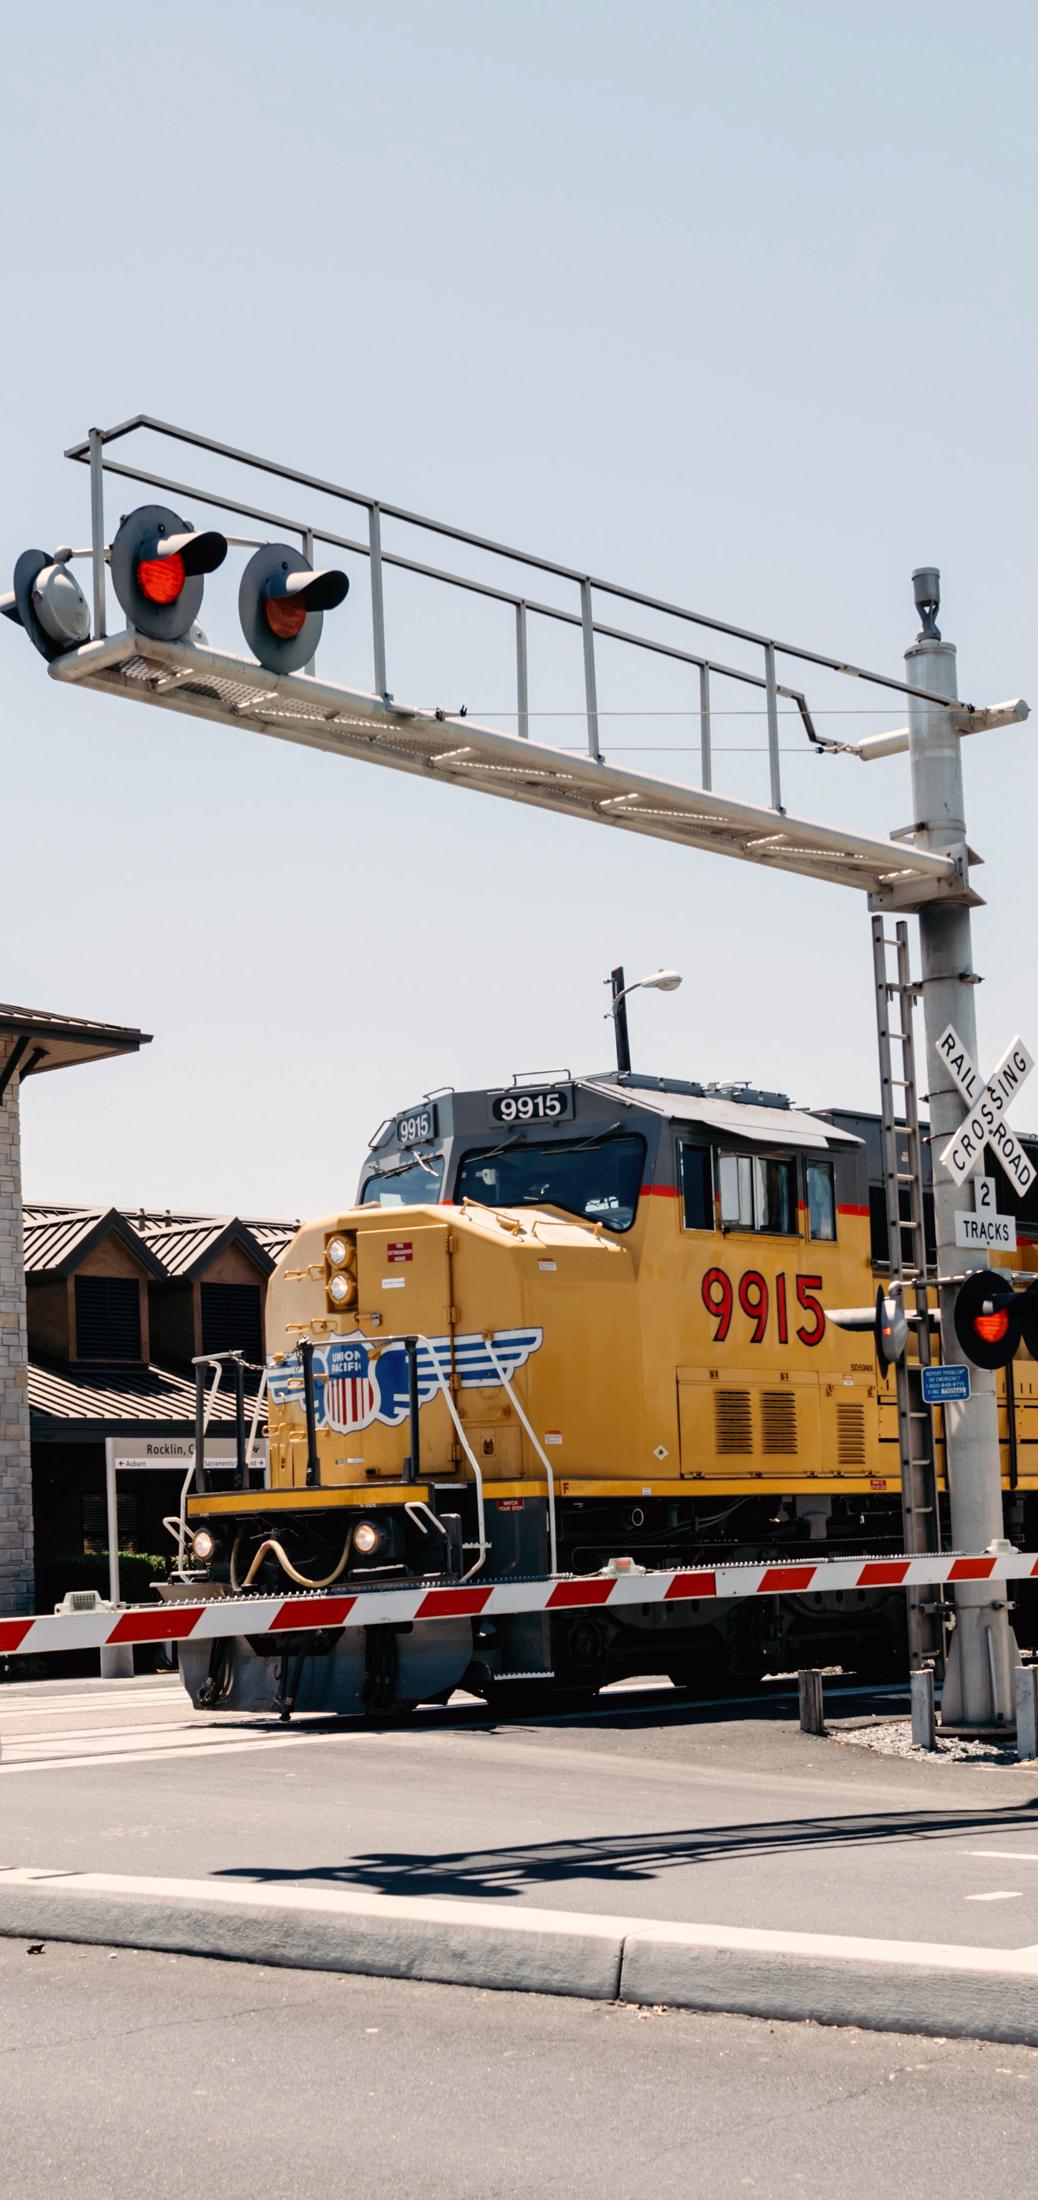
[[714, 1389, 753, 1454], [760, 1390, 798, 1454], [837, 1401, 867, 1467]]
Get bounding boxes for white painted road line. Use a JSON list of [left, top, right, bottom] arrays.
[[0, 1698, 182, 1716], [0, 1730, 337, 1775], [965, 1891, 1023, 1902], [964, 1850, 1038, 1863]]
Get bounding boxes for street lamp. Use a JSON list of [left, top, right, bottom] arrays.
[[606, 965, 682, 1075]]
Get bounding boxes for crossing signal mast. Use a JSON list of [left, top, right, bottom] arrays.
[[2, 413, 1032, 1731]]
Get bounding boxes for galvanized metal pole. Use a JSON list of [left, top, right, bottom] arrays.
[[698, 664, 712, 790], [301, 528, 317, 678], [610, 967, 632, 1076], [764, 642, 783, 812], [88, 428, 106, 640], [515, 602, 530, 739], [104, 1439, 120, 1607], [580, 580, 601, 761], [905, 570, 1017, 1728], [368, 503, 388, 697]]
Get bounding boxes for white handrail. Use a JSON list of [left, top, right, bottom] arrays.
[[481, 1333, 558, 1575], [174, 1363, 224, 1573], [416, 1334, 488, 1579], [244, 1367, 269, 1473]]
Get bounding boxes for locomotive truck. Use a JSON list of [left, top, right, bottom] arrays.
[[168, 1069, 1038, 1716]]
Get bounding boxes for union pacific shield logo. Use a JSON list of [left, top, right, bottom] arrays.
[[268, 1328, 543, 1436], [323, 1340, 378, 1434]]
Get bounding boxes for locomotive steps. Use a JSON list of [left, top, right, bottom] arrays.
[[2, 1866, 1037, 2049]]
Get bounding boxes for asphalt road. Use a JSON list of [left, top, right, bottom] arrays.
[[2, 1674, 1038, 1955], [1, 1939, 1034, 2200]]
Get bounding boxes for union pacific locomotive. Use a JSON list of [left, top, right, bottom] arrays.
[[172, 1070, 1038, 1715]]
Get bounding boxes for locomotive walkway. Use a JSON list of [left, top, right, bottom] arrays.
[[2, 1673, 1037, 2043]]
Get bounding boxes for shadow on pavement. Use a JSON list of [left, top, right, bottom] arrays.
[[213, 1798, 1038, 1902]]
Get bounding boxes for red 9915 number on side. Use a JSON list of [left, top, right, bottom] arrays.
[[701, 1267, 825, 1347]]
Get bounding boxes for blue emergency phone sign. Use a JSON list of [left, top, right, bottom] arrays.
[[921, 1364, 972, 1406]]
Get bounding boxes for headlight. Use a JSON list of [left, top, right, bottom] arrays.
[[191, 1529, 217, 1563], [326, 1235, 348, 1267], [352, 1520, 384, 1557], [328, 1271, 353, 1304]]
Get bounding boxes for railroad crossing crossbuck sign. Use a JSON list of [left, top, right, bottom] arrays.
[[937, 1025, 1035, 1196]]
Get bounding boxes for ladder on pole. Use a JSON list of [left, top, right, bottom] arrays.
[[871, 915, 945, 1672]]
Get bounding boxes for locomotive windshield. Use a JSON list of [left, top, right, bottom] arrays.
[[360, 1153, 445, 1206], [455, 1133, 645, 1233]]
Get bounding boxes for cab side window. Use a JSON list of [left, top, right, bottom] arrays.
[[718, 1151, 796, 1234], [680, 1144, 713, 1229], [806, 1158, 836, 1241]]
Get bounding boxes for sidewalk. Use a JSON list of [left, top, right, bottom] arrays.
[[2, 1676, 1037, 2041]]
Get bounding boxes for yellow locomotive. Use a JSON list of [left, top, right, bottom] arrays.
[[178, 1071, 1038, 1714]]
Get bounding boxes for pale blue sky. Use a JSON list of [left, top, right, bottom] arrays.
[[2, 1, 1035, 1217]]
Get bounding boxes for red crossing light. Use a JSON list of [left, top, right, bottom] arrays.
[[136, 553, 186, 606], [264, 593, 308, 641], [239, 542, 349, 673], [953, 1270, 1019, 1369], [111, 504, 227, 640], [973, 1307, 1010, 1347]]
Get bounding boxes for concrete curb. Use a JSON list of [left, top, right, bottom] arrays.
[[1, 1869, 1037, 2045], [0, 1872, 624, 2001]]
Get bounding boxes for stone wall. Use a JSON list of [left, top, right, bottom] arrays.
[[0, 1040, 33, 1613]]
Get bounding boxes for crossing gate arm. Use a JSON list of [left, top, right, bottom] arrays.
[[50, 633, 961, 906], [3, 1550, 1036, 1661]]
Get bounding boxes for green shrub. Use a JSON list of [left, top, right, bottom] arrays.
[[36, 1550, 168, 1613]]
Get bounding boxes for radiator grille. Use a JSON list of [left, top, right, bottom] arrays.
[[760, 1391, 798, 1454], [837, 1401, 867, 1467], [714, 1389, 753, 1454]]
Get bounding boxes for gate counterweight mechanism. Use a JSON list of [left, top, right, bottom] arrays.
[[3, 415, 1034, 1731]]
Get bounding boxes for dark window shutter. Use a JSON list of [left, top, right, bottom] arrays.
[[75, 1275, 142, 1360], [200, 1282, 263, 1364]]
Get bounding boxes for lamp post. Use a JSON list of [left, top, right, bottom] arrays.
[[607, 966, 682, 1075]]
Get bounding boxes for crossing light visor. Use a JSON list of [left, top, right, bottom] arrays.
[[111, 503, 227, 640], [239, 543, 349, 674]]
